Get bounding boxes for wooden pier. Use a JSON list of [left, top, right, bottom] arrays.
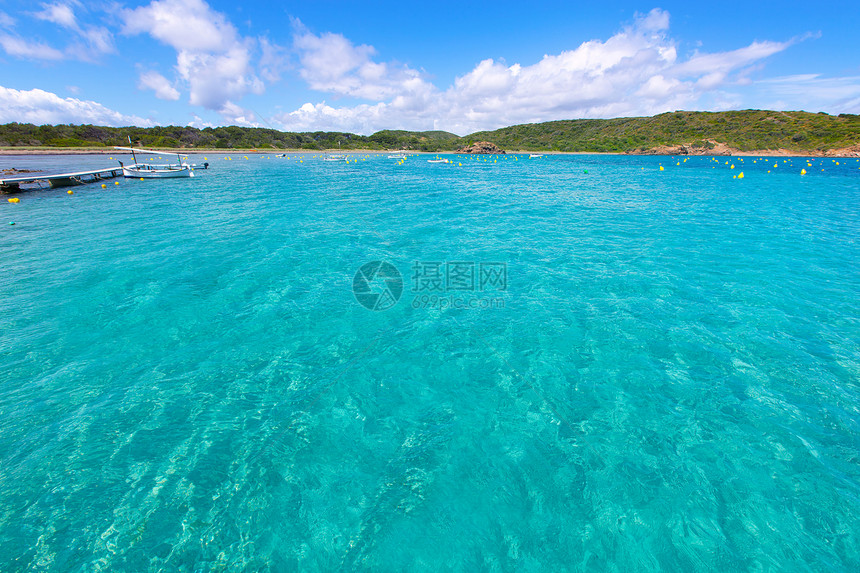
[[1, 167, 125, 192]]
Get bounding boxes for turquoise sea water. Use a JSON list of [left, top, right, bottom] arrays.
[[1, 152, 859, 571]]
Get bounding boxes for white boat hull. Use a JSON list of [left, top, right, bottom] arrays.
[[122, 165, 193, 178]]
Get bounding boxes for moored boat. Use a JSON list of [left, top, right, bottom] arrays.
[[114, 145, 194, 178], [323, 153, 348, 162]]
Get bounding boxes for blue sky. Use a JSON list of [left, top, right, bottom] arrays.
[[1, 0, 859, 135]]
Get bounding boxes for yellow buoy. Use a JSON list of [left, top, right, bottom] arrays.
[[140, 178, 145, 181], [101, 184, 107, 188], [659, 166, 664, 171], [730, 164, 735, 169], [8, 197, 20, 203], [738, 172, 744, 179], [801, 169, 807, 175], [68, 190, 74, 194], [115, 181, 119, 185]]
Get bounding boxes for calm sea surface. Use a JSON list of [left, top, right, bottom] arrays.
[[1, 152, 859, 571]]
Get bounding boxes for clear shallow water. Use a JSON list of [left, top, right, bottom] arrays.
[[1, 152, 859, 571]]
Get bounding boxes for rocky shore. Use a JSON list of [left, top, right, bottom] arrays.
[[456, 141, 506, 154], [631, 139, 860, 157]]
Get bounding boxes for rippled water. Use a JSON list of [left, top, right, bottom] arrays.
[[1, 152, 859, 571]]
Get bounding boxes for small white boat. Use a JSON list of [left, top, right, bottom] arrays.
[[388, 151, 408, 159], [323, 153, 348, 162], [427, 158, 450, 164], [529, 154, 543, 159], [114, 145, 193, 178]]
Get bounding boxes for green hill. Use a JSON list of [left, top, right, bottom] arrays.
[[467, 110, 860, 153], [1, 110, 858, 154], [0, 123, 461, 152]]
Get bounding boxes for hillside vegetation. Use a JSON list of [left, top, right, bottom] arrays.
[[466, 111, 860, 153], [0, 124, 459, 152], [1, 110, 858, 153]]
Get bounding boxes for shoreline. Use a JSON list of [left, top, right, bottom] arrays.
[[2, 147, 859, 158]]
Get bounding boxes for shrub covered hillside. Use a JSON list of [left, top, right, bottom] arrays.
[[465, 111, 860, 153], [1, 110, 858, 153]]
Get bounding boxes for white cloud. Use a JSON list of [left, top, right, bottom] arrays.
[[293, 22, 434, 102], [1, 2, 113, 61], [174, 45, 264, 108], [0, 11, 15, 27], [0, 85, 154, 126], [121, 0, 269, 121], [674, 40, 792, 77], [275, 101, 390, 134], [276, 8, 808, 134], [5, 5, 844, 134], [138, 70, 180, 100], [259, 36, 288, 82], [0, 34, 64, 60], [754, 74, 860, 114], [34, 2, 77, 28], [218, 101, 258, 126], [65, 25, 115, 61], [121, 0, 238, 52]]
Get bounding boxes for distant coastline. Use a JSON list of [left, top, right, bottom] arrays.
[[2, 147, 858, 158], [1, 110, 859, 156]]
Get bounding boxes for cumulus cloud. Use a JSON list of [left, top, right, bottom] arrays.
[[218, 101, 258, 126], [4, 4, 839, 133], [0, 85, 153, 126], [138, 70, 180, 101], [122, 0, 239, 52], [174, 45, 263, 108], [277, 8, 805, 134], [293, 22, 434, 102], [275, 101, 392, 134], [438, 8, 703, 130], [121, 0, 271, 123]]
